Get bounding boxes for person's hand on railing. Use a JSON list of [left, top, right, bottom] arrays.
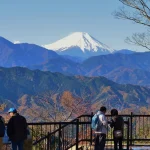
[[108, 119, 115, 128]]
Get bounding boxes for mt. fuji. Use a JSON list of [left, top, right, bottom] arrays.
[[44, 32, 115, 58]]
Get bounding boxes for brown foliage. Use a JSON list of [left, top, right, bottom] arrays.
[[22, 91, 90, 122], [0, 104, 6, 111]]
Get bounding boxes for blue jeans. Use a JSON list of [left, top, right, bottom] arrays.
[[11, 141, 24, 150]]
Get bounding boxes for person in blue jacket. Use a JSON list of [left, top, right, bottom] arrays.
[[94, 106, 108, 150]]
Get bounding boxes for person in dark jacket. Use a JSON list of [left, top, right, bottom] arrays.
[[7, 108, 27, 150], [110, 109, 124, 150], [0, 116, 5, 149]]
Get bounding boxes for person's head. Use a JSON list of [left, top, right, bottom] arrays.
[[8, 108, 17, 117], [111, 109, 118, 116], [100, 106, 107, 114]]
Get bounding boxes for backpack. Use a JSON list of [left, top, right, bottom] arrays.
[[91, 113, 102, 130], [0, 116, 5, 137]]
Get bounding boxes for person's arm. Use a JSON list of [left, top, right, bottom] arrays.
[[110, 119, 115, 128], [0, 116, 5, 124], [24, 117, 27, 128], [121, 117, 124, 129], [99, 114, 107, 127], [23, 117, 28, 136], [7, 118, 13, 137]]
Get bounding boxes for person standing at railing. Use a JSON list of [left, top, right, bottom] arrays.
[[7, 108, 28, 150], [94, 106, 108, 150], [110, 109, 124, 150], [0, 116, 5, 150]]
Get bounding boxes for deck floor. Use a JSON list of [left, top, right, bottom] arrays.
[[106, 147, 150, 150]]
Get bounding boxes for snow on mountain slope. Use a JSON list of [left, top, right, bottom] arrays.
[[44, 32, 115, 58]]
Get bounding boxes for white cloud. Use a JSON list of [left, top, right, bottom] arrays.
[[14, 40, 21, 44]]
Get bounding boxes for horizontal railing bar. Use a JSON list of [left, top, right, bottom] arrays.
[[32, 134, 48, 145], [131, 139, 150, 141]]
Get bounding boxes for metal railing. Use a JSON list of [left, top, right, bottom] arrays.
[[129, 113, 150, 146], [32, 115, 92, 150], [3, 113, 150, 150], [32, 114, 130, 150]]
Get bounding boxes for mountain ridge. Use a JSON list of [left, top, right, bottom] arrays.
[[0, 37, 59, 67], [0, 66, 150, 111]]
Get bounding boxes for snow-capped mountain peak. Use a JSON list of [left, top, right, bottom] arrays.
[[44, 32, 114, 58]]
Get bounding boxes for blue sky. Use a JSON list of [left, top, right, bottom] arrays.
[[0, 0, 148, 52]]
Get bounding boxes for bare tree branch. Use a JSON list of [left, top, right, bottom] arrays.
[[114, 0, 150, 27], [125, 31, 150, 50], [114, 0, 150, 50]]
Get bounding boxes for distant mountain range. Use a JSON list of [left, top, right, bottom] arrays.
[[0, 67, 150, 111], [105, 67, 150, 87], [0, 35, 150, 88], [113, 49, 135, 54], [0, 36, 58, 67], [29, 52, 150, 88], [0, 34, 150, 113]]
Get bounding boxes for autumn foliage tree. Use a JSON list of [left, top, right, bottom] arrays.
[[25, 91, 90, 122], [61, 91, 89, 119], [0, 104, 5, 111]]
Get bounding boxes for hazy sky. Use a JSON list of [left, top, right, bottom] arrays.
[[0, 0, 148, 52]]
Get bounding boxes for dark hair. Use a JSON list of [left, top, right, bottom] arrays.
[[111, 109, 118, 116], [100, 106, 106, 112], [13, 110, 17, 113]]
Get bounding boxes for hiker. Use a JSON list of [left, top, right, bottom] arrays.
[[94, 106, 107, 150], [110, 109, 124, 150], [0, 116, 5, 149], [7, 108, 28, 150]]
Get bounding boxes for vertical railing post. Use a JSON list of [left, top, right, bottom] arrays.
[[47, 132, 50, 150], [58, 123, 61, 150], [76, 119, 79, 150], [130, 112, 133, 146], [90, 112, 93, 146], [127, 118, 129, 150]]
